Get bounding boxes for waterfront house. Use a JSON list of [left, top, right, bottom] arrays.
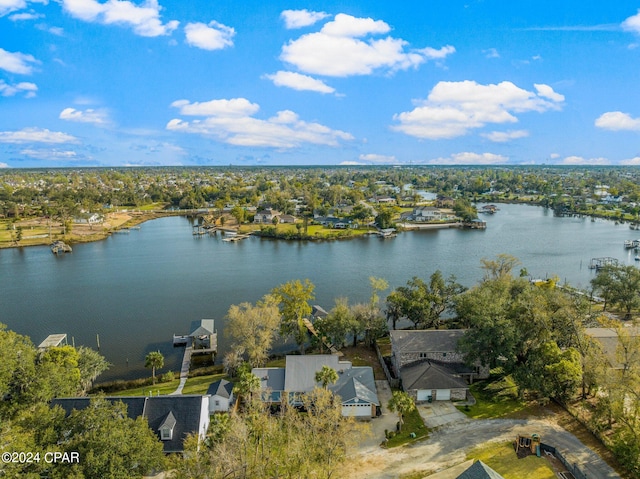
[[252, 355, 380, 418], [253, 208, 281, 224], [51, 395, 210, 454], [410, 206, 450, 222], [390, 330, 489, 402], [207, 379, 234, 413], [585, 327, 640, 370]]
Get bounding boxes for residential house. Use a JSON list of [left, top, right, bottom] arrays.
[[207, 379, 234, 413], [427, 459, 505, 479], [390, 330, 489, 402], [252, 354, 380, 418], [278, 214, 297, 224], [585, 327, 640, 370], [410, 206, 450, 222], [253, 209, 281, 224], [51, 395, 210, 453]]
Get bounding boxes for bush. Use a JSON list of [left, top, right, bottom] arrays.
[[161, 371, 175, 383]]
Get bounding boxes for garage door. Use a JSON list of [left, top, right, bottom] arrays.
[[416, 390, 431, 401], [342, 404, 371, 417], [435, 389, 451, 401]]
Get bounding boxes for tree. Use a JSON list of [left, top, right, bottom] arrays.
[[591, 264, 640, 319], [315, 298, 353, 350], [52, 398, 165, 479], [315, 365, 338, 389], [145, 350, 164, 385], [272, 279, 315, 353], [233, 370, 261, 403], [387, 390, 415, 432], [77, 346, 110, 394], [224, 294, 281, 367], [374, 207, 394, 229]]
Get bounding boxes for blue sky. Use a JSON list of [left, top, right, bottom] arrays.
[[2, 1, 640, 167]]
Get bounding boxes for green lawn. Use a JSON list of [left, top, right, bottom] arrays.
[[458, 376, 528, 419], [384, 407, 429, 448], [467, 441, 556, 479], [109, 372, 226, 397]]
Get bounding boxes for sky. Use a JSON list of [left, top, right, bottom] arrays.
[[1, 1, 640, 167]]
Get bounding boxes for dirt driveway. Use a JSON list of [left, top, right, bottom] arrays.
[[347, 416, 621, 479]]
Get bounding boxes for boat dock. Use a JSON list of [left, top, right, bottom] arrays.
[[51, 241, 72, 254], [222, 234, 250, 242], [171, 320, 218, 395], [588, 257, 619, 271]]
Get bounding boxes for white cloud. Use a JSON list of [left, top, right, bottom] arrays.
[[428, 152, 509, 165], [0, 0, 25, 16], [167, 97, 354, 148], [0, 162, 8, 168], [0, 127, 77, 144], [59, 107, 111, 126], [0, 48, 39, 74], [61, 0, 178, 37], [620, 157, 640, 165], [9, 11, 43, 20], [595, 111, 640, 131], [392, 80, 564, 140], [184, 20, 235, 50], [534, 83, 564, 102], [20, 148, 79, 160], [339, 161, 366, 165], [550, 153, 560, 159], [483, 48, 500, 58], [281, 9, 329, 29], [561, 156, 610, 165], [264, 71, 335, 94], [280, 13, 454, 77], [622, 10, 640, 34], [358, 153, 397, 164], [0, 80, 37, 97], [482, 129, 529, 142]]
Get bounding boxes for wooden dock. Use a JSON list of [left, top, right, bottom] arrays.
[[170, 337, 192, 395], [588, 257, 619, 271], [222, 234, 250, 242], [302, 318, 343, 356]]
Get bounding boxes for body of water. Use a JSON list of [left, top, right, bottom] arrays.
[[1, 204, 637, 381]]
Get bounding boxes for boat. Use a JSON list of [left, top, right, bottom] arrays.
[[635, 256, 640, 262]]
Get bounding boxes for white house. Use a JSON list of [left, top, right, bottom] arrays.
[[207, 379, 234, 413]]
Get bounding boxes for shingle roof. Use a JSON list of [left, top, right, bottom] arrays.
[[333, 367, 379, 406], [50, 395, 206, 453], [401, 360, 469, 391], [190, 319, 215, 336], [456, 460, 505, 479], [390, 329, 466, 354], [207, 379, 234, 398]]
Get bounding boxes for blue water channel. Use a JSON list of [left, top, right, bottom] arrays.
[[1, 203, 637, 381]]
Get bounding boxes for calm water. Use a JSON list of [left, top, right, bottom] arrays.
[[1, 204, 637, 381]]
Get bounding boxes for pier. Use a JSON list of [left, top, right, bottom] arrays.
[[171, 319, 218, 395], [50, 240, 72, 254], [588, 257, 619, 271]]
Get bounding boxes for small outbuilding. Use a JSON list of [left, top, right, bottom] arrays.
[[207, 379, 234, 413]]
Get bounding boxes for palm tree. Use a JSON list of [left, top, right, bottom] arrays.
[[387, 390, 415, 432], [315, 365, 338, 389], [145, 351, 164, 385]]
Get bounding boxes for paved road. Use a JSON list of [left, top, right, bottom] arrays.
[[350, 417, 621, 479]]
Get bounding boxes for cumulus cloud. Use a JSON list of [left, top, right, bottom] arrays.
[[358, 153, 398, 164], [61, 0, 178, 37], [9, 11, 43, 21], [0, 162, 8, 168], [167, 97, 354, 148], [595, 111, 640, 131], [482, 129, 529, 142], [59, 107, 111, 126], [620, 157, 640, 165], [280, 13, 454, 77], [0, 47, 39, 74], [264, 71, 335, 94], [0, 127, 78, 144], [483, 48, 500, 58], [392, 80, 564, 140], [184, 20, 235, 50], [427, 152, 509, 165], [622, 9, 640, 34], [281, 9, 329, 29], [560, 156, 611, 165], [0, 80, 37, 97]]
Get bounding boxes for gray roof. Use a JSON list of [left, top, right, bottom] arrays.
[[333, 367, 379, 406], [585, 327, 640, 369], [207, 379, 234, 399], [456, 460, 505, 479], [51, 395, 206, 454], [401, 360, 469, 391], [390, 329, 466, 354], [190, 319, 215, 337], [284, 355, 345, 393]]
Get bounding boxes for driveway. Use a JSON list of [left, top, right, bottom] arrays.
[[356, 380, 397, 452], [416, 401, 469, 428], [347, 417, 621, 479]]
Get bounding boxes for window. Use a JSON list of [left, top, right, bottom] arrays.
[[215, 400, 220, 406], [161, 427, 172, 440], [419, 352, 427, 359]]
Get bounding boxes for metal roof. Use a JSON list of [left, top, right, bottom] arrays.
[[37, 333, 67, 350], [190, 319, 215, 336]]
